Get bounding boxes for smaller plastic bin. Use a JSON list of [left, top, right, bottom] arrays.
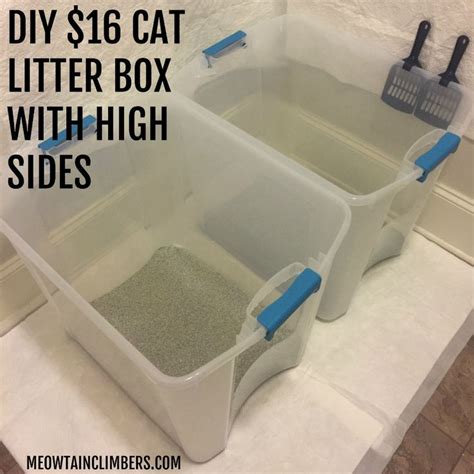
[[0, 94, 350, 462], [174, 15, 473, 320]]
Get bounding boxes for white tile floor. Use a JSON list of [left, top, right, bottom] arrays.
[[1, 233, 472, 472]]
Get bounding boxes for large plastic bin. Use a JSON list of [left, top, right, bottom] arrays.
[[174, 15, 473, 320], [0, 94, 349, 462]]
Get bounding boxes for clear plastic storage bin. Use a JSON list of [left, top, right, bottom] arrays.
[[0, 94, 350, 462], [175, 15, 473, 320]]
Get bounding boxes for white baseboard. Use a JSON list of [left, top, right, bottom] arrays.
[[415, 183, 473, 264]]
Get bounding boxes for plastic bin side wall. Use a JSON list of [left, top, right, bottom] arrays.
[[58, 290, 234, 462], [58, 295, 181, 445], [318, 193, 394, 320], [368, 168, 442, 269], [0, 142, 154, 288], [6, 217, 233, 464], [159, 362, 235, 462], [232, 268, 324, 419]]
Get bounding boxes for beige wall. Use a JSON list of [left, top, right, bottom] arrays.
[[440, 138, 473, 199], [0, 236, 16, 262]]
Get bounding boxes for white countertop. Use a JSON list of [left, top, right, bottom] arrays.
[[1, 232, 472, 473]]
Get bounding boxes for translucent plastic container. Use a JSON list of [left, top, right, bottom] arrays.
[[0, 94, 350, 462], [175, 15, 473, 320]]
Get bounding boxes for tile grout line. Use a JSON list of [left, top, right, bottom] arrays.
[[449, 447, 466, 474], [419, 414, 465, 451]]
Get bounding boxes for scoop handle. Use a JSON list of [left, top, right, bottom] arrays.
[[439, 35, 470, 86], [403, 20, 431, 71]]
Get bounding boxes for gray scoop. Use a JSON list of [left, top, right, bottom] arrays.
[[414, 35, 470, 129], [381, 21, 431, 113]]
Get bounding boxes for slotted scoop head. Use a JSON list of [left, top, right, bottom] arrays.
[[382, 21, 431, 113], [414, 81, 462, 129], [382, 66, 425, 112], [415, 35, 470, 129]]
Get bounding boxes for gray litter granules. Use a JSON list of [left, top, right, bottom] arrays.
[[92, 245, 292, 385]]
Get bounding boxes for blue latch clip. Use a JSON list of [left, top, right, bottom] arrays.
[[202, 30, 247, 68], [257, 268, 322, 341], [415, 132, 461, 183], [38, 115, 97, 154]]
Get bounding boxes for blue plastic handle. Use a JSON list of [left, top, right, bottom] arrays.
[[203, 30, 246, 59], [38, 115, 97, 153], [415, 132, 461, 182], [257, 268, 322, 341]]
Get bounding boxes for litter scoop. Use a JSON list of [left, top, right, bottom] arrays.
[[414, 35, 470, 129], [381, 20, 431, 113]]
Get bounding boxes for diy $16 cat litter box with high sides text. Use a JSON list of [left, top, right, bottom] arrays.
[[0, 94, 350, 462], [175, 15, 473, 320]]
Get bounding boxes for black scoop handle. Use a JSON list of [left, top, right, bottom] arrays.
[[403, 21, 431, 71], [439, 35, 470, 86]]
